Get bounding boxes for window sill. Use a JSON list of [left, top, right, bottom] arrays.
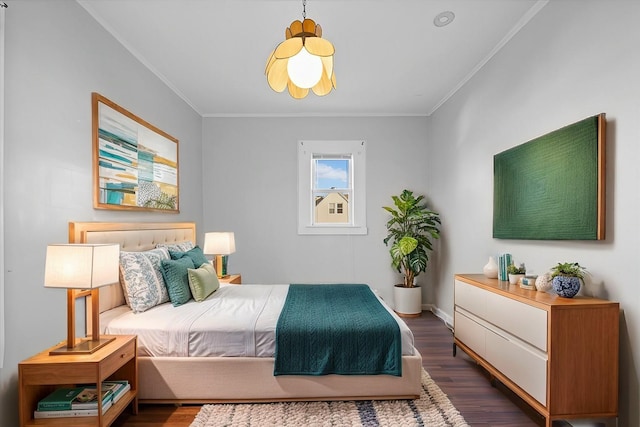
[[298, 225, 368, 235]]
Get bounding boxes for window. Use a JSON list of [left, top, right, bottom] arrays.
[[298, 140, 367, 235]]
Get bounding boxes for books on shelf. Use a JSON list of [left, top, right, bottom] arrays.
[[34, 379, 129, 419], [104, 380, 131, 404], [34, 399, 113, 419], [37, 386, 112, 411]]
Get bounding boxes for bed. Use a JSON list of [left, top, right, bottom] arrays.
[[70, 221, 423, 403]]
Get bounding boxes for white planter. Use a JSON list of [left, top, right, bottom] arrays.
[[508, 273, 525, 285], [393, 285, 422, 317]]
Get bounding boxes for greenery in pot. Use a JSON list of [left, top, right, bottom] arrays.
[[383, 189, 441, 288], [507, 262, 526, 275], [550, 262, 586, 298], [550, 262, 586, 279]]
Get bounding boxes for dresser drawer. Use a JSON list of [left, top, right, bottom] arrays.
[[454, 280, 486, 315], [484, 291, 547, 352], [454, 310, 486, 358], [485, 328, 547, 405], [455, 279, 547, 352]]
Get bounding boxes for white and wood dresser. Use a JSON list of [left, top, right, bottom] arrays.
[[453, 274, 619, 427]]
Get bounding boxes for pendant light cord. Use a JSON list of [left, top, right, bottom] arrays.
[[302, 0, 306, 19]]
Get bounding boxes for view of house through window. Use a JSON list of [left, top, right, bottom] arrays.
[[298, 140, 366, 235], [313, 156, 351, 224]]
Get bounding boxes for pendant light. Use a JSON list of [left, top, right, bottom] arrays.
[[265, 0, 336, 99]]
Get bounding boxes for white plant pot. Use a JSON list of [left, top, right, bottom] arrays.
[[393, 285, 422, 317], [508, 274, 525, 285]]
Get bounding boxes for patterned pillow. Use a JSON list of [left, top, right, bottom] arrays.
[[187, 263, 220, 302], [156, 241, 195, 252], [119, 248, 171, 313], [169, 246, 209, 268], [161, 257, 195, 306]]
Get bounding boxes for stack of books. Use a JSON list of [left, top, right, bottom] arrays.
[[498, 253, 512, 281], [34, 380, 130, 419]]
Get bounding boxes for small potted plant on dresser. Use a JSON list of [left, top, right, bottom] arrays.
[[507, 262, 526, 285], [383, 189, 441, 317], [550, 262, 586, 298]]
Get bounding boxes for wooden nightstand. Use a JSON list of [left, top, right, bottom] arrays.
[[19, 335, 138, 427], [219, 274, 241, 284]]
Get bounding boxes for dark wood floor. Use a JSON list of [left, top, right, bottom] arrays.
[[113, 311, 544, 426]]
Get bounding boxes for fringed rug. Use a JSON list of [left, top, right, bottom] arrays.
[[189, 368, 469, 427]]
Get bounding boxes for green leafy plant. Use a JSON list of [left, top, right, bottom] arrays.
[[550, 262, 586, 279], [383, 190, 441, 288], [507, 262, 526, 275]]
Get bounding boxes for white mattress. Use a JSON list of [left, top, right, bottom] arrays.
[[102, 284, 415, 358]]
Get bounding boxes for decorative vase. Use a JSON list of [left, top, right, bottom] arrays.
[[508, 273, 524, 285], [483, 256, 499, 279], [535, 272, 553, 292], [552, 276, 581, 298]]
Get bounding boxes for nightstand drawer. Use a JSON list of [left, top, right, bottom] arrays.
[[102, 337, 136, 378]]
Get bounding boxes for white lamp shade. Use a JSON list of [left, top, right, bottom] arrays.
[[203, 232, 236, 255], [44, 244, 120, 289]]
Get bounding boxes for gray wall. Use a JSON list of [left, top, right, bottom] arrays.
[[0, 2, 203, 426], [427, 1, 640, 426], [202, 116, 431, 304], [2, 1, 640, 426]]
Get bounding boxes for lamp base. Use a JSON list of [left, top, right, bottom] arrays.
[[49, 336, 115, 356], [215, 254, 229, 277]]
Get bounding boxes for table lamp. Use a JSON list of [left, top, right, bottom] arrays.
[[203, 232, 235, 278], [44, 243, 120, 355]]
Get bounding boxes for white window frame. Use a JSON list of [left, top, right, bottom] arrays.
[[298, 140, 367, 235]]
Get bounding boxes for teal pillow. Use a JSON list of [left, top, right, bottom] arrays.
[[169, 246, 209, 268], [160, 257, 195, 306], [187, 263, 220, 302]]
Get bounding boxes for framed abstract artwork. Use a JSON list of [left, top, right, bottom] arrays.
[[493, 113, 605, 240], [92, 93, 179, 212]]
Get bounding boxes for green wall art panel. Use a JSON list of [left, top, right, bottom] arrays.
[[493, 114, 605, 240]]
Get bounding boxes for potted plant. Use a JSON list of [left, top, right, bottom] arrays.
[[507, 262, 526, 285], [550, 262, 586, 298], [383, 189, 441, 316]]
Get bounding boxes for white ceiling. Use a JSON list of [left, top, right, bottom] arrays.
[[78, 0, 547, 117]]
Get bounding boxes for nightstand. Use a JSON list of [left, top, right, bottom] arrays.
[[219, 274, 241, 284], [18, 335, 138, 427]]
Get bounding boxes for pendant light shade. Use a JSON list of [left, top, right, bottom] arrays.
[[265, 17, 336, 99]]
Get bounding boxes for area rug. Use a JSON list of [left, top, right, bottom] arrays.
[[189, 368, 469, 427]]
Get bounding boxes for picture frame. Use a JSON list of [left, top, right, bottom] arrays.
[[92, 93, 179, 213], [493, 113, 605, 240]]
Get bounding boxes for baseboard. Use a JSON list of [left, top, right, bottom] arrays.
[[425, 304, 453, 331]]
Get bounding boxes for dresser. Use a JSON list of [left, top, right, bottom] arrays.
[[453, 274, 619, 427]]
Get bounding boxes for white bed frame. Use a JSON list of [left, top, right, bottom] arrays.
[[70, 221, 422, 403]]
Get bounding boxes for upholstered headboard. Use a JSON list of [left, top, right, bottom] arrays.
[[69, 221, 197, 317]]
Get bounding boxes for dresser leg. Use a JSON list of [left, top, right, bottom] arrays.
[[452, 343, 457, 357]]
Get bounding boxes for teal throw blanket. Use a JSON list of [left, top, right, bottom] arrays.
[[274, 284, 402, 376]]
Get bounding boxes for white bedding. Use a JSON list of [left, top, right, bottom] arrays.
[[102, 284, 415, 358]]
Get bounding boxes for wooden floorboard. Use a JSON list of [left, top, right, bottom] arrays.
[[113, 311, 544, 426]]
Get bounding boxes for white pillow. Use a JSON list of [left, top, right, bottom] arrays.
[[119, 247, 171, 313]]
